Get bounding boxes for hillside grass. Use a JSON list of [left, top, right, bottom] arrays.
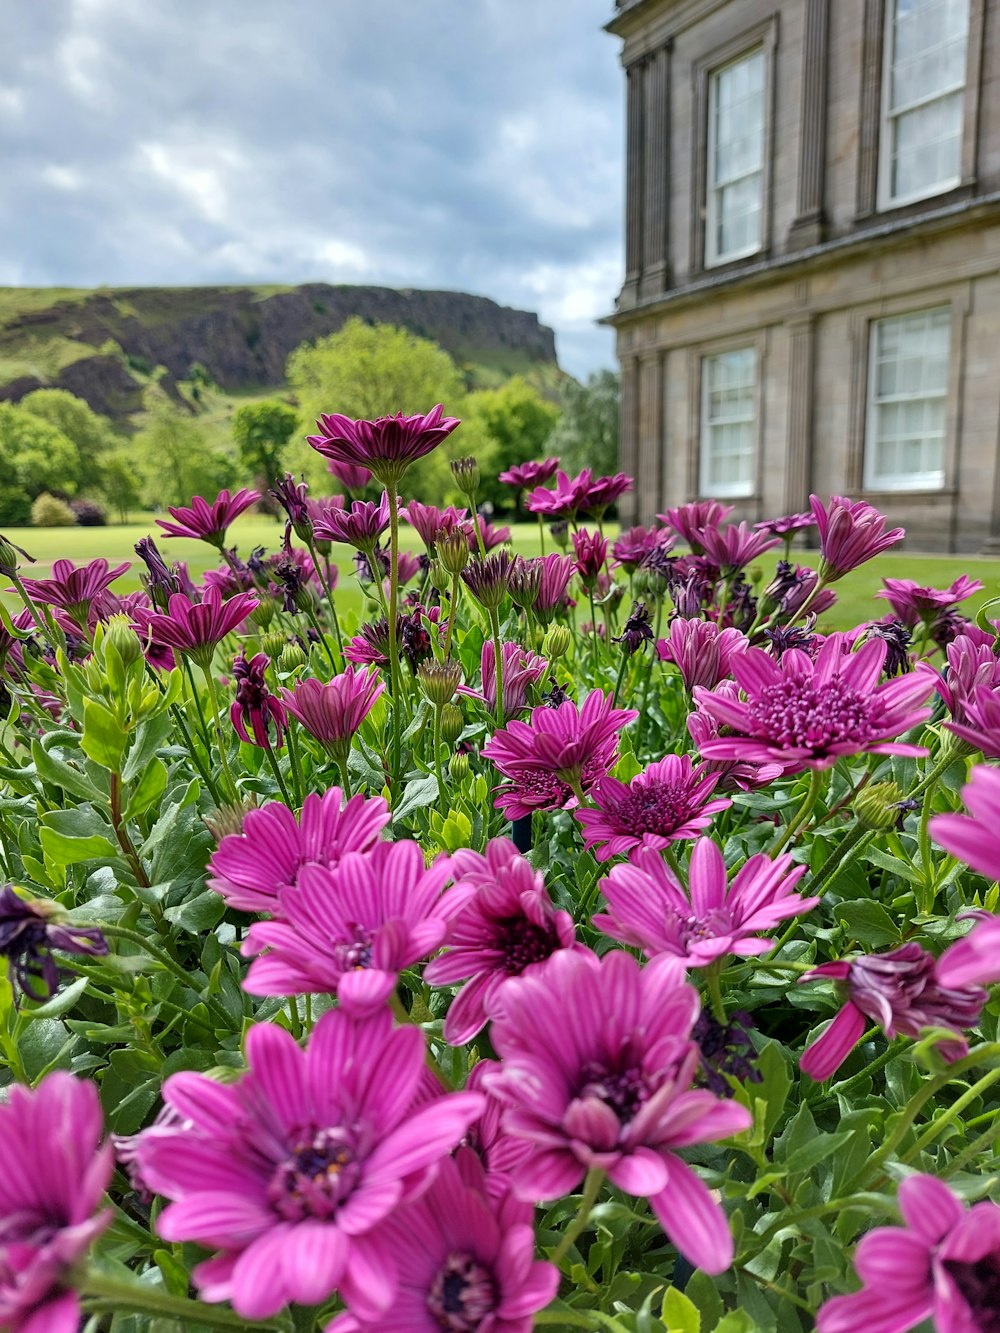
[[8, 518, 1000, 634]]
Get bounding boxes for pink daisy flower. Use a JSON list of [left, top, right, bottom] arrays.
[[469, 515, 513, 552], [580, 471, 633, 519], [657, 618, 749, 691], [402, 500, 468, 548], [876, 574, 984, 628], [525, 468, 593, 521], [456, 640, 547, 718], [325, 460, 372, 494], [207, 787, 390, 914], [686, 683, 788, 791], [19, 557, 131, 628], [326, 1154, 558, 1333], [130, 1008, 483, 1320], [242, 841, 455, 1010], [281, 667, 384, 760], [482, 691, 637, 820], [810, 493, 905, 579], [484, 948, 751, 1275], [424, 838, 582, 1045], [531, 553, 576, 621], [937, 633, 1000, 737], [753, 512, 815, 537], [943, 684, 1000, 756], [230, 651, 287, 749], [612, 524, 675, 572], [817, 1174, 1000, 1333], [312, 492, 393, 551], [156, 487, 260, 548], [693, 634, 936, 772], [594, 837, 816, 963], [799, 943, 985, 1081], [132, 586, 258, 668], [698, 522, 780, 571], [657, 501, 734, 552], [498, 457, 560, 489], [572, 528, 608, 585], [308, 405, 460, 487], [576, 755, 732, 861], [930, 763, 1000, 880], [0, 1072, 112, 1333]]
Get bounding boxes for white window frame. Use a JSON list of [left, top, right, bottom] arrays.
[[864, 307, 951, 492], [700, 347, 757, 499], [878, 0, 969, 209], [705, 47, 766, 267]]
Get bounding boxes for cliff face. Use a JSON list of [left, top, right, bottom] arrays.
[[0, 283, 558, 419]]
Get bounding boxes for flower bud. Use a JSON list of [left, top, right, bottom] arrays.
[[103, 615, 143, 668], [449, 751, 470, 783], [461, 551, 512, 612], [440, 702, 464, 745], [543, 625, 571, 660], [262, 632, 287, 660], [549, 521, 569, 552], [249, 595, 278, 630], [855, 781, 905, 832], [279, 642, 306, 673], [428, 560, 451, 593], [508, 556, 542, 610], [418, 659, 462, 707], [451, 456, 480, 497], [0, 534, 31, 577], [437, 529, 470, 576]]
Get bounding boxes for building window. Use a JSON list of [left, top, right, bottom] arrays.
[[705, 48, 765, 265], [880, 0, 969, 207], [700, 348, 757, 498], [865, 307, 950, 490]]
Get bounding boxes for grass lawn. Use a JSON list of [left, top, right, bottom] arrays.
[[8, 517, 1000, 633]]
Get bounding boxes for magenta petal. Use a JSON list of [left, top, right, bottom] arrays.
[[511, 1149, 583, 1201], [898, 1174, 966, 1245], [649, 1155, 734, 1275], [608, 1145, 669, 1196], [282, 1221, 348, 1305], [800, 1003, 867, 1081], [816, 1286, 935, 1333]]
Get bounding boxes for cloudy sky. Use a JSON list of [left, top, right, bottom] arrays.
[[0, 0, 624, 377]]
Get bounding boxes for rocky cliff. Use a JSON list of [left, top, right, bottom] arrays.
[[0, 284, 558, 420]]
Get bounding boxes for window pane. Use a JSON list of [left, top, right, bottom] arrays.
[[701, 348, 756, 497], [866, 308, 950, 489], [708, 48, 765, 263]]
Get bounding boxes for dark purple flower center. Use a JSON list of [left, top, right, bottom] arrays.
[[747, 677, 873, 752], [663, 905, 733, 949], [332, 928, 374, 973], [504, 769, 575, 810], [268, 1126, 359, 1221], [426, 1251, 497, 1331], [607, 779, 696, 839], [494, 916, 558, 975], [942, 1255, 1000, 1330], [577, 1059, 650, 1124]]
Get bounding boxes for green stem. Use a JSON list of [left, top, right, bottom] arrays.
[[902, 1065, 1000, 1162], [202, 664, 238, 802], [537, 512, 546, 556], [182, 656, 214, 753], [769, 770, 826, 858], [586, 587, 599, 677], [99, 924, 230, 1030], [308, 538, 344, 658], [79, 1271, 278, 1330], [303, 600, 338, 671], [336, 753, 354, 799], [286, 724, 306, 805], [551, 1167, 605, 1264], [610, 651, 629, 708], [433, 704, 446, 804], [705, 961, 727, 1024], [386, 479, 403, 786], [262, 744, 293, 805], [170, 703, 223, 805], [444, 572, 461, 658], [806, 825, 876, 899], [941, 1116, 1000, 1177]]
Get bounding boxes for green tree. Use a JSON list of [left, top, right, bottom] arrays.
[[466, 377, 560, 512], [19, 388, 116, 493], [286, 318, 467, 497], [0, 403, 79, 523], [101, 449, 143, 523], [546, 369, 619, 479], [133, 401, 236, 509], [232, 400, 298, 487]]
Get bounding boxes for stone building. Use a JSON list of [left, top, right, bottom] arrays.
[[605, 0, 1000, 552]]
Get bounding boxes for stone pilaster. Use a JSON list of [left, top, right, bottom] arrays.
[[789, 0, 829, 249], [637, 352, 663, 524], [618, 355, 640, 525], [640, 42, 671, 297], [785, 318, 815, 513], [855, 0, 886, 220], [621, 59, 646, 308]]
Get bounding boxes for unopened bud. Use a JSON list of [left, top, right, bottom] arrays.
[[249, 595, 278, 630], [279, 642, 306, 672], [437, 529, 470, 576], [440, 702, 464, 745], [418, 659, 462, 707], [451, 456, 480, 497], [855, 781, 905, 831], [262, 632, 287, 659], [449, 751, 470, 783], [543, 625, 571, 660], [428, 560, 451, 593], [104, 615, 144, 668], [0, 534, 31, 577]]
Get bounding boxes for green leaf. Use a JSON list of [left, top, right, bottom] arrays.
[[662, 1287, 701, 1333], [80, 698, 128, 771], [714, 1314, 755, 1333], [31, 740, 107, 803], [164, 891, 226, 934], [785, 1130, 854, 1177], [21, 976, 89, 1020], [123, 757, 168, 822], [837, 900, 901, 947], [122, 712, 173, 784], [438, 809, 473, 852], [391, 773, 440, 825], [40, 805, 117, 867]]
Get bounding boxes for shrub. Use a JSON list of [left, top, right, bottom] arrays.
[[70, 498, 107, 526], [31, 492, 77, 526]]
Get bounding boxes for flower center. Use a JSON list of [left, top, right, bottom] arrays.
[[494, 917, 558, 975], [942, 1256, 1000, 1330], [612, 781, 692, 837], [663, 906, 733, 949], [506, 769, 575, 810], [426, 1251, 497, 1331], [332, 927, 374, 973], [268, 1126, 359, 1221], [577, 1059, 650, 1124], [747, 677, 873, 752]]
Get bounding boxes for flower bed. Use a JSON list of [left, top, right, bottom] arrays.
[[0, 414, 998, 1331]]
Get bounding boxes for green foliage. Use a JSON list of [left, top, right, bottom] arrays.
[[547, 368, 620, 477], [0, 402, 80, 523], [31, 492, 76, 527], [19, 388, 116, 492], [232, 399, 298, 487], [100, 449, 143, 523], [132, 396, 236, 508], [464, 376, 560, 511], [286, 317, 467, 497]]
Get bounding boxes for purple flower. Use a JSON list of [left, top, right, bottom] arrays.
[[498, 457, 560, 488], [753, 511, 815, 537], [531, 553, 576, 621], [157, 487, 260, 548], [0, 887, 108, 1002], [686, 683, 788, 791], [694, 634, 936, 772], [461, 550, 512, 610], [657, 618, 749, 692], [799, 943, 985, 1081], [134, 536, 180, 609], [230, 651, 287, 749], [936, 633, 1000, 742], [313, 492, 393, 551], [281, 667, 384, 760], [525, 468, 593, 521], [693, 1009, 762, 1097], [132, 586, 258, 667], [614, 601, 654, 657], [424, 838, 582, 1044], [698, 522, 780, 571], [482, 691, 638, 820], [208, 787, 390, 914], [456, 640, 547, 718], [469, 515, 512, 552], [862, 618, 914, 676], [484, 948, 751, 1274], [817, 1174, 1000, 1333], [19, 558, 131, 628], [876, 574, 984, 628], [761, 561, 837, 620], [658, 501, 734, 552], [402, 500, 468, 549], [932, 766, 1000, 987], [130, 1008, 483, 1320], [810, 493, 905, 579], [0, 1073, 113, 1333], [612, 525, 674, 572], [326, 1155, 559, 1333], [243, 841, 455, 1009], [577, 756, 732, 861], [580, 471, 633, 519], [325, 459, 372, 494], [572, 528, 608, 586], [270, 474, 312, 540], [308, 405, 461, 486], [594, 838, 815, 963]]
